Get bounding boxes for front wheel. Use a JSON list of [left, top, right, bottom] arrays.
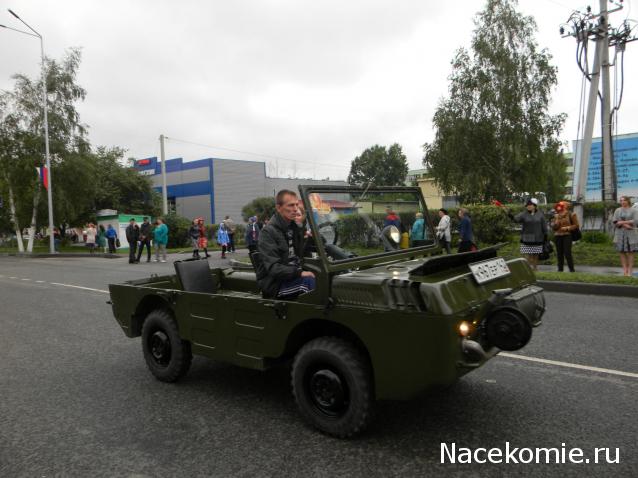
[[141, 309, 192, 382], [291, 337, 374, 438]]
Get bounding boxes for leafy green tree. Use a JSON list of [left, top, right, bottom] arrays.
[[423, 0, 566, 204], [1, 48, 159, 251], [162, 213, 192, 248], [90, 147, 161, 216], [348, 144, 409, 186], [0, 48, 88, 251], [241, 197, 276, 222]]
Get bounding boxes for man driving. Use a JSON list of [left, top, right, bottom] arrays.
[[256, 189, 316, 299]]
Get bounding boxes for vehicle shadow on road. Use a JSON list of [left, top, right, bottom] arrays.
[[179, 357, 527, 447]]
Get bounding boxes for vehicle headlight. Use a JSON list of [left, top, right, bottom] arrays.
[[458, 321, 471, 337], [389, 226, 400, 243]]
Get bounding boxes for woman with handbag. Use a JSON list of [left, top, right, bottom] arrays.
[[507, 198, 547, 271], [612, 196, 638, 276], [551, 201, 578, 272]]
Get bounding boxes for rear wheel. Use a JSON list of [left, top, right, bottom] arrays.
[[141, 309, 192, 382], [291, 337, 374, 438]]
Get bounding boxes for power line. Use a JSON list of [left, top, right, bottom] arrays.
[[163, 136, 348, 171]]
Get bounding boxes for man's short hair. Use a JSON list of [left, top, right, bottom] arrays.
[[276, 189, 298, 205], [143, 217, 148, 221], [129, 218, 135, 222]]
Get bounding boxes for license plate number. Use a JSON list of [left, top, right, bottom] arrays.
[[469, 258, 510, 284]]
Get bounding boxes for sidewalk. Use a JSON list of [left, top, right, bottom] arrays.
[[537, 264, 635, 276], [536, 264, 638, 298]]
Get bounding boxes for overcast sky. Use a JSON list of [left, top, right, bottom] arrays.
[[2, 0, 637, 180]]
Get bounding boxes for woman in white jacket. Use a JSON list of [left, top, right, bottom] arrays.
[[436, 208, 452, 254]]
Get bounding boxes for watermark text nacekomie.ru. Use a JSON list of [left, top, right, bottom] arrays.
[[441, 442, 620, 464]]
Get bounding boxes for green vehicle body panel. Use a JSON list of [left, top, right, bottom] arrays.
[[108, 186, 545, 400]]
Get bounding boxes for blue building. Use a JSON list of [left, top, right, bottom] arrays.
[[134, 156, 345, 224]]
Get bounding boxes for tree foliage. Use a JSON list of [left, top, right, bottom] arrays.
[[348, 144, 409, 186], [423, 0, 567, 204], [241, 196, 276, 222]]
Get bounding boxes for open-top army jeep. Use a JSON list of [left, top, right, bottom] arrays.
[[108, 186, 544, 437]]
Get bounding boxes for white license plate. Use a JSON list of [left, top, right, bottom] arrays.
[[469, 257, 511, 284]]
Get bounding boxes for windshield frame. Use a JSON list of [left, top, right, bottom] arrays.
[[299, 185, 438, 272]]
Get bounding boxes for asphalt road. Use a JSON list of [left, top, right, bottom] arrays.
[[1, 254, 637, 477]]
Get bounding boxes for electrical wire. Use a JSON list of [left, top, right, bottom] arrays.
[[164, 136, 347, 171]]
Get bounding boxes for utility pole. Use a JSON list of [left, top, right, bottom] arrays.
[[560, 0, 634, 218], [599, 0, 614, 203], [159, 134, 168, 215]]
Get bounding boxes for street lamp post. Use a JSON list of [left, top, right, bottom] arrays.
[[1, 9, 55, 253]]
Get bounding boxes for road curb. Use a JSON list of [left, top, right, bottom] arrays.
[[538, 280, 638, 298], [0, 252, 122, 259]]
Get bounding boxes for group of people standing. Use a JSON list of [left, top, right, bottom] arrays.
[[506, 196, 638, 276], [125, 217, 169, 263], [434, 208, 474, 254], [83, 223, 117, 254], [189, 215, 238, 260]]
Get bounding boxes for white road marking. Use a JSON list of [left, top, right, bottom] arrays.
[[500, 352, 638, 379], [35, 280, 45, 283], [9, 276, 17, 279], [49, 282, 109, 294], [21, 278, 30, 281]]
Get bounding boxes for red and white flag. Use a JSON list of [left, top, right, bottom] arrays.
[[35, 166, 48, 190]]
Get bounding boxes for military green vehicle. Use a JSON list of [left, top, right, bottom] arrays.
[[108, 186, 544, 438]]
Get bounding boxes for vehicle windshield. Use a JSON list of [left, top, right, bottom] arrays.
[[304, 188, 435, 262]]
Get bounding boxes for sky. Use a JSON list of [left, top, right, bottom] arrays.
[[1, 0, 637, 180]]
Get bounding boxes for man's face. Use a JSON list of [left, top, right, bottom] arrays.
[[277, 194, 299, 222]]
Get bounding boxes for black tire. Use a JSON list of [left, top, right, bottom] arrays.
[[291, 337, 374, 438], [141, 309, 192, 382]]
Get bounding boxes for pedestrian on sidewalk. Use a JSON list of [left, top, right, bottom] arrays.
[[245, 216, 260, 254], [136, 217, 152, 262], [410, 212, 427, 246], [224, 216, 236, 253], [105, 224, 118, 253], [457, 208, 474, 253], [436, 208, 452, 254], [53, 228, 61, 252], [125, 218, 140, 263], [551, 201, 578, 272], [612, 195, 638, 276], [153, 217, 169, 263], [217, 221, 230, 259], [197, 217, 211, 258], [507, 198, 547, 271], [97, 225, 107, 253], [189, 219, 200, 258], [85, 223, 97, 254]]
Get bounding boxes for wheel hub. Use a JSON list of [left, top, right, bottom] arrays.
[[149, 331, 171, 365], [309, 369, 347, 415]]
